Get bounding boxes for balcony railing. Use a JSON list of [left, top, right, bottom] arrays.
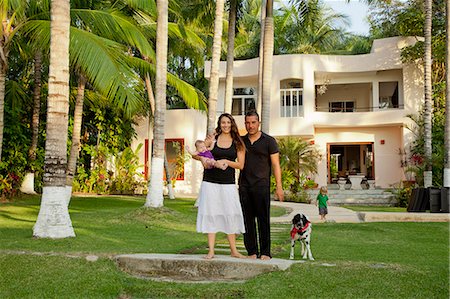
[[315, 104, 404, 112]]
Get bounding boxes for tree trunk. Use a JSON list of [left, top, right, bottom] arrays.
[[206, 0, 225, 133], [145, 73, 174, 199], [33, 0, 75, 238], [0, 61, 5, 162], [423, 0, 433, 187], [257, 0, 266, 115], [261, 0, 274, 133], [145, 0, 168, 208], [224, 0, 237, 114], [21, 51, 43, 194], [66, 74, 86, 195], [444, 0, 450, 188]]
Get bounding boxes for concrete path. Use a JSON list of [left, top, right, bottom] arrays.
[[116, 253, 303, 282], [271, 201, 450, 223]]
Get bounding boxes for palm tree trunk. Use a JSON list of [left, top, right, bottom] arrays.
[[224, 0, 237, 114], [66, 74, 86, 195], [261, 0, 274, 133], [207, 0, 225, 133], [444, 0, 450, 189], [257, 0, 266, 115], [423, 0, 433, 187], [33, 0, 75, 238], [0, 61, 5, 162], [144, 73, 174, 199], [145, 0, 168, 208], [21, 51, 43, 194]]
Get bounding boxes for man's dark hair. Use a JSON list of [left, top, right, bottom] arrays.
[[245, 110, 259, 121]]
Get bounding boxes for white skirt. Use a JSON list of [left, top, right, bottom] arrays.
[[196, 181, 245, 234]]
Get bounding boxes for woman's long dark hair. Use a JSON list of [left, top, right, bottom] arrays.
[[215, 113, 246, 152]]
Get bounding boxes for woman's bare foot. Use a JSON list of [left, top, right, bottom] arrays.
[[231, 252, 246, 259], [204, 252, 214, 259], [260, 255, 271, 260], [248, 254, 257, 259]]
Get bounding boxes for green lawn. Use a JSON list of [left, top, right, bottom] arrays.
[[1, 195, 448, 298], [341, 205, 408, 212]]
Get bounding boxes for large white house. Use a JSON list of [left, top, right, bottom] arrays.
[[133, 36, 424, 197]]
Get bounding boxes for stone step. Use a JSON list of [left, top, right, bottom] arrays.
[[116, 253, 302, 282]]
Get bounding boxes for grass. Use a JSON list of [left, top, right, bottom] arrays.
[[342, 205, 407, 212], [1, 194, 448, 298]]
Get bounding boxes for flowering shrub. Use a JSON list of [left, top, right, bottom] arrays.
[[0, 172, 21, 200]]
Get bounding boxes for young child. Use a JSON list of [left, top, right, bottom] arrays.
[[186, 140, 226, 170], [186, 140, 216, 169], [316, 186, 329, 221]]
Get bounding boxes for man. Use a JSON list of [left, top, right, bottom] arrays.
[[239, 110, 284, 260]]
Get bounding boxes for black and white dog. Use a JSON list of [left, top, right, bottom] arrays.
[[289, 213, 314, 260]]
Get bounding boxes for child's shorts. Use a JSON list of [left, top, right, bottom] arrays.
[[319, 207, 328, 215]]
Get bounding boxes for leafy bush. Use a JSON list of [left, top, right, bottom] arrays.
[[110, 144, 146, 195], [276, 137, 322, 193], [387, 182, 415, 207]]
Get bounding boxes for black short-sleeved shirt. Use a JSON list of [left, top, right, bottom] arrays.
[[203, 142, 237, 184], [239, 132, 279, 187]]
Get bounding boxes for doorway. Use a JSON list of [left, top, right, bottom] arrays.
[[327, 143, 374, 183]]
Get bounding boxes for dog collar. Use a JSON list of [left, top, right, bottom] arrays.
[[291, 221, 310, 238]]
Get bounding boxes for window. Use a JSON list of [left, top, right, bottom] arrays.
[[280, 79, 304, 117], [329, 101, 355, 112], [280, 89, 303, 117], [144, 138, 184, 181], [165, 139, 184, 180], [231, 88, 256, 116], [379, 82, 399, 108]]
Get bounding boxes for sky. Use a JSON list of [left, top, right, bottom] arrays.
[[324, 0, 370, 35]]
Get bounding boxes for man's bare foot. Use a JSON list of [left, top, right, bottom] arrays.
[[248, 254, 257, 259], [204, 253, 214, 259], [260, 255, 271, 260], [231, 252, 246, 259]]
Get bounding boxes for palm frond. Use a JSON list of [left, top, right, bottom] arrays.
[[71, 8, 155, 59], [127, 56, 207, 111]]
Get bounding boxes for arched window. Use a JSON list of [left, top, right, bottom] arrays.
[[280, 79, 303, 117]]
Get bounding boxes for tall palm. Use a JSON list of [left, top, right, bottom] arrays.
[[257, 0, 265, 114], [260, 0, 274, 132], [21, 50, 43, 194], [207, 0, 225, 133], [66, 74, 86, 190], [0, 0, 31, 162], [33, 0, 75, 238], [224, 0, 238, 114], [423, 0, 433, 187], [445, 0, 450, 190], [145, 0, 168, 208]]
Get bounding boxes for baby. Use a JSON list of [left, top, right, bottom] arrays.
[[186, 140, 226, 170]]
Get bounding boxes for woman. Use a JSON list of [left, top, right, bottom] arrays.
[[195, 113, 246, 259]]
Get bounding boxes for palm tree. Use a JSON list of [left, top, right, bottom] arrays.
[[33, 0, 75, 238], [423, 0, 433, 187], [224, 0, 238, 114], [0, 0, 32, 162], [207, 0, 225, 133], [20, 50, 43, 194], [260, 0, 274, 132], [66, 74, 86, 191], [444, 0, 450, 190], [145, 0, 169, 208]]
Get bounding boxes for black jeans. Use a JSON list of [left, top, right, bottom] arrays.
[[239, 185, 271, 258]]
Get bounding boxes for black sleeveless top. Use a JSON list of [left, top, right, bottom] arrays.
[[203, 142, 237, 184]]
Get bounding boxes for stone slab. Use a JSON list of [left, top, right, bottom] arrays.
[[115, 253, 301, 282]]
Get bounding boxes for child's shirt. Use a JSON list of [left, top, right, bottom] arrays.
[[317, 193, 329, 208], [198, 150, 214, 160]]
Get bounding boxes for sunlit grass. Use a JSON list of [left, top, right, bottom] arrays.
[[0, 194, 448, 298]]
